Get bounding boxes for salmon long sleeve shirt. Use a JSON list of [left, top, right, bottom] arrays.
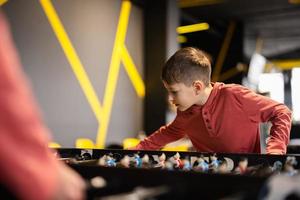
[[0, 13, 59, 200], [136, 82, 292, 154]]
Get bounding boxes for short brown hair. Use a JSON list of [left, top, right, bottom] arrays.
[[162, 47, 211, 86]]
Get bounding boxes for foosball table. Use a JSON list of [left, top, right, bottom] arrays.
[[55, 148, 300, 200]]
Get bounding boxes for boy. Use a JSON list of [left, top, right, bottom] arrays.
[[134, 47, 292, 154]]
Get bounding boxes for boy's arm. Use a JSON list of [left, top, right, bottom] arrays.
[[134, 117, 186, 150], [236, 86, 292, 154], [265, 105, 292, 154]]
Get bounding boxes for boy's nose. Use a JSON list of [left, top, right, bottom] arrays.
[[168, 95, 175, 104]]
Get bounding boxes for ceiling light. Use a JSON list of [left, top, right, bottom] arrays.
[[177, 22, 209, 34]]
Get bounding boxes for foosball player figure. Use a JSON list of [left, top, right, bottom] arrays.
[[193, 156, 209, 172], [134, 153, 142, 168], [141, 154, 150, 168], [156, 153, 166, 169], [98, 155, 107, 166], [234, 157, 248, 175], [209, 154, 220, 172], [283, 156, 298, 176], [182, 157, 192, 171], [252, 162, 274, 177], [173, 152, 183, 169], [106, 154, 117, 167], [217, 159, 229, 174], [165, 160, 174, 171], [271, 161, 283, 175], [119, 155, 130, 168]]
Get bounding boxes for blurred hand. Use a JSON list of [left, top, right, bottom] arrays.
[[52, 162, 86, 200]]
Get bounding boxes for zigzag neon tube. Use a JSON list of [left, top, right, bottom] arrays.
[[40, 0, 104, 122], [96, 0, 132, 148]]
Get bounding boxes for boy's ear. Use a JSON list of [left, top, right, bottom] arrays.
[[193, 80, 204, 94]]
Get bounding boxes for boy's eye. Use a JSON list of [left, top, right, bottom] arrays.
[[170, 91, 177, 94]]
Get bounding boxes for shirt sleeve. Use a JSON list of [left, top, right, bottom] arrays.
[[0, 12, 59, 200], [233, 85, 292, 154], [135, 115, 186, 150]]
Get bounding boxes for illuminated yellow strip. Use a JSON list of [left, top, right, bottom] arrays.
[[179, 0, 223, 8], [0, 0, 8, 6], [41, 0, 143, 148], [289, 0, 300, 4], [121, 45, 145, 98], [177, 35, 187, 43], [96, 0, 132, 148], [219, 64, 247, 82], [177, 22, 209, 34], [271, 59, 300, 70], [212, 21, 235, 82], [40, 0, 103, 122]]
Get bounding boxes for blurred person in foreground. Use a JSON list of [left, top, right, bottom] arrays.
[[0, 11, 86, 200]]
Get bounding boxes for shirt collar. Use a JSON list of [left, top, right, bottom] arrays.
[[202, 82, 223, 108], [177, 82, 223, 115]]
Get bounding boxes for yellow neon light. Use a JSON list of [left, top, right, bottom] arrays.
[[289, 0, 300, 4], [179, 0, 223, 8], [177, 35, 187, 43], [219, 64, 247, 82], [121, 45, 145, 98], [41, 0, 144, 148], [0, 0, 7, 6], [40, 0, 104, 123], [271, 59, 300, 70], [96, 0, 132, 148], [212, 21, 235, 82], [177, 22, 209, 34]]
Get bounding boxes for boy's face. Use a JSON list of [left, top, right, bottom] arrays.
[[163, 81, 200, 111]]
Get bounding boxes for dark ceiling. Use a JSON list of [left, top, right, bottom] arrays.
[[180, 0, 300, 59], [134, 0, 300, 59], [180, 0, 300, 21]]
